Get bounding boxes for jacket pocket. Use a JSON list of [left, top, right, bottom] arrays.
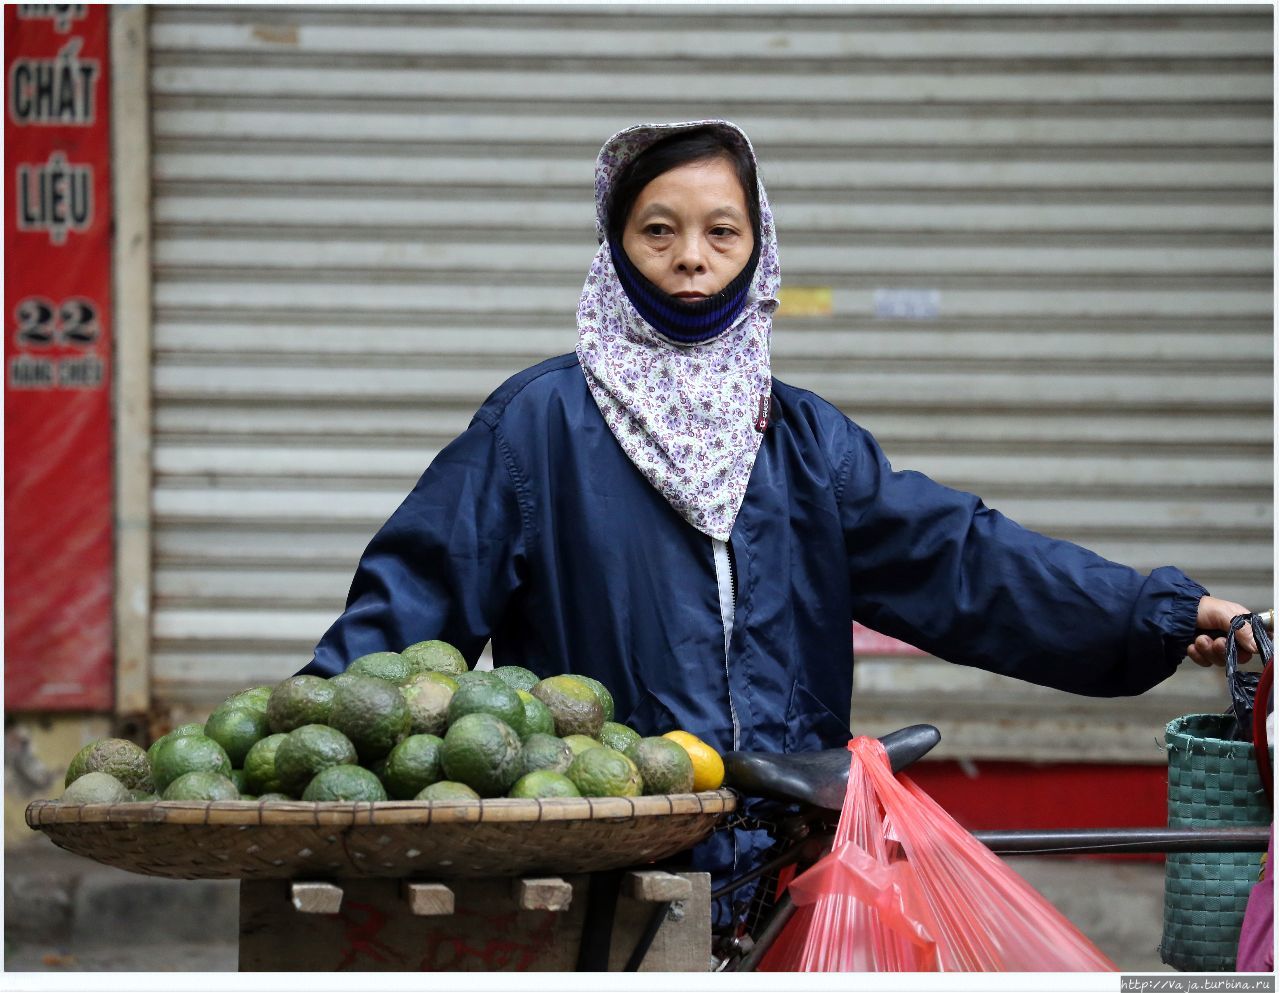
[[784, 679, 852, 753], [622, 688, 680, 739]]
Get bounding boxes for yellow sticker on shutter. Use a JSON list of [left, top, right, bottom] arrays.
[[775, 287, 833, 318]]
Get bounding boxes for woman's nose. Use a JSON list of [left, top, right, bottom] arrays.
[[674, 235, 706, 273]]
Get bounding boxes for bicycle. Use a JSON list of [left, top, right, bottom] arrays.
[[678, 717, 1270, 972]]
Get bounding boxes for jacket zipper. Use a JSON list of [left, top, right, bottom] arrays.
[[712, 538, 741, 751]]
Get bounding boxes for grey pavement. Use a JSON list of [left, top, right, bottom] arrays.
[[5, 834, 1174, 973]]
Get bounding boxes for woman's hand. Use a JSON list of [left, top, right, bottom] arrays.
[[1187, 595, 1257, 668]]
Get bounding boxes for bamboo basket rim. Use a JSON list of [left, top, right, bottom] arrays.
[[26, 789, 738, 830]]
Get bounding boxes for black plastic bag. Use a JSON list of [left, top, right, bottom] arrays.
[[1225, 613, 1274, 741]]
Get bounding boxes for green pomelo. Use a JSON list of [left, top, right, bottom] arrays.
[[416, 781, 480, 802], [531, 676, 604, 738], [440, 713, 523, 798], [162, 771, 240, 801], [301, 764, 387, 802], [447, 679, 524, 737], [567, 674, 615, 723], [519, 733, 574, 777], [327, 675, 412, 763], [267, 676, 336, 734], [242, 733, 288, 795], [566, 747, 643, 798], [347, 651, 414, 686], [515, 691, 555, 740], [65, 738, 153, 792], [407, 670, 460, 693], [452, 670, 498, 689], [274, 724, 358, 796], [402, 640, 468, 676], [625, 737, 695, 795], [400, 679, 453, 737], [256, 792, 293, 802], [491, 665, 540, 693], [146, 724, 203, 766], [151, 735, 232, 793], [61, 772, 129, 804], [562, 734, 604, 757], [508, 770, 581, 799], [203, 707, 270, 767], [380, 734, 445, 800], [599, 722, 642, 754], [222, 686, 273, 714]]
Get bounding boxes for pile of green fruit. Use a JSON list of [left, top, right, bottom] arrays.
[[57, 640, 708, 805]]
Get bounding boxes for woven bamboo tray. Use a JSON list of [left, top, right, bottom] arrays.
[[25, 791, 736, 881]]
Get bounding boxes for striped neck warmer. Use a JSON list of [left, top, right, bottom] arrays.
[[608, 235, 762, 344], [576, 120, 781, 542]]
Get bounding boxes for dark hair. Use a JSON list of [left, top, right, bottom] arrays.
[[605, 125, 760, 247]]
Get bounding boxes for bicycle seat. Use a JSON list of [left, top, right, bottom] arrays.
[[722, 724, 941, 811]]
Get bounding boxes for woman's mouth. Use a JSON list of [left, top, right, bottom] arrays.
[[672, 291, 707, 300]]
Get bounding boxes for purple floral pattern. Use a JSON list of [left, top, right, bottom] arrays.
[[576, 121, 782, 541]]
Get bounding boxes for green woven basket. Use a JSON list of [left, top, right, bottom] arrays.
[[1160, 713, 1271, 972]]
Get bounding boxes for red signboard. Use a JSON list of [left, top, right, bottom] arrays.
[[5, 4, 113, 710]]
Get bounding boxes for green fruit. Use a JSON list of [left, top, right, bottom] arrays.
[[223, 686, 273, 714], [440, 713, 523, 798], [515, 691, 555, 740], [65, 738, 153, 792], [267, 676, 336, 734], [491, 665, 540, 693], [447, 679, 524, 736], [242, 733, 288, 795], [566, 747, 643, 798], [146, 724, 203, 766], [301, 765, 387, 802], [150, 735, 232, 794], [508, 770, 581, 799], [453, 670, 498, 689], [400, 679, 453, 737], [531, 676, 604, 738], [327, 675, 412, 763], [380, 734, 445, 800], [347, 652, 414, 685], [257, 792, 293, 802], [203, 707, 270, 767], [327, 671, 360, 690], [61, 772, 129, 804], [229, 769, 249, 793], [562, 734, 604, 757], [162, 771, 240, 801], [625, 737, 695, 795], [402, 640, 468, 676], [416, 781, 480, 802], [568, 675, 615, 723], [409, 670, 460, 693], [274, 724, 358, 796], [520, 733, 574, 776], [599, 722, 642, 754]]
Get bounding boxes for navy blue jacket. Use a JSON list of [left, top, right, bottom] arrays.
[[302, 354, 1206, 908]]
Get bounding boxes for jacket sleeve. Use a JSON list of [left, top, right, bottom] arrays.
[[837, 419, 1208, 697], [299, 419, 527, 676]]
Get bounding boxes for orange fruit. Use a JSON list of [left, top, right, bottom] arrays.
[[661, 730, 725, 791]]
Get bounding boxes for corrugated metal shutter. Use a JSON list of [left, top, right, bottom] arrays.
[[148, 4, 1272, 759]]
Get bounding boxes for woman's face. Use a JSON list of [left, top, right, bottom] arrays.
[[620, 156, 754, 300]]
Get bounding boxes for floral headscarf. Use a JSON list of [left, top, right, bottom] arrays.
[[575, 121, 781, 541]]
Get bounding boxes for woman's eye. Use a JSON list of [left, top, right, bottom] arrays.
[[710, 226, 738, 238]]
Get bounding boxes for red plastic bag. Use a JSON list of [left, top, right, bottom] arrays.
[[759, 736, 1118, 971]]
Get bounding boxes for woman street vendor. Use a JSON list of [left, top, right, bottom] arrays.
[[299, 120, 1256, 922]]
